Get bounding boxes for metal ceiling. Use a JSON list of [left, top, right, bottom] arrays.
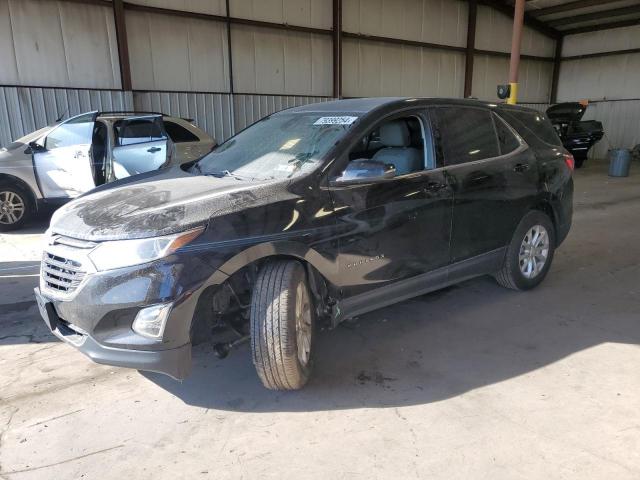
[[522, 0, 640, 35]]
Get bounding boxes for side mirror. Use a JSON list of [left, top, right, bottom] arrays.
[[27, 141, 46, 153], [332, 159, 396, 185]]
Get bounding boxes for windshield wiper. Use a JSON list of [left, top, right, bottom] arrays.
[[204, 170, 247, 180]]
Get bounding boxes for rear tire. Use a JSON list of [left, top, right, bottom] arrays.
[[496, 211, 556, 291], [250, 260, 314, 390], [0, 182, 33, 232], [574, 157, 585, 169]]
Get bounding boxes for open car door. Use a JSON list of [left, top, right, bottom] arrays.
[[112, 115, 173, 180], [32, 112, 98, 198]]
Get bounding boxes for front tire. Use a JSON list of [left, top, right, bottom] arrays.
[[0, 183, 33, 232], [250, 260, 314, 390], [496, 211, 556, 291]]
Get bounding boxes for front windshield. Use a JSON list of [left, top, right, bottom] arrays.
[[193, 112, 358, 181]]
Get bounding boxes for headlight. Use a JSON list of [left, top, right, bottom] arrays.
[[88, 227, 204, 271]]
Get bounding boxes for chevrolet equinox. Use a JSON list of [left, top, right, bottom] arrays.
[[35, 98, 574, 390]]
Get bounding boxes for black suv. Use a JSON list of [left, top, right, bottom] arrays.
[[35, 98, 573, 390]]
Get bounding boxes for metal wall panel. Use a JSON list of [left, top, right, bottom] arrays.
[[133, 91, 234, 143], [475, 5, 555, 58], [127, 0, 226, 16], [126, 10, 230, 92], [342, 0, 468, 48], [557, 53, 640, 101], [563, 25, 640, 57], [229, 0, 332, 29], [472, 55, 553, 103], [233, 94, 333, 131], [231, 25, 333, 96], [0, 87, 132, 148], [0, 0, 120, 89], [342, 38, 465, 98], [581, 100, 640, 159]]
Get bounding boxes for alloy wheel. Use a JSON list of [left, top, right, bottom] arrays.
[[0, 191, 25, 225], [295, 282, 312, 366], [518, 224, 549, 279]]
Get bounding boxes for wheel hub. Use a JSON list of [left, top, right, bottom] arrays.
[[518, 224, 549, 279], [295, 283, 312, 366], [0, 191, 25, 225]]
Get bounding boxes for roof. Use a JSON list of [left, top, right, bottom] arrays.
[[280, 97, 538, 115]]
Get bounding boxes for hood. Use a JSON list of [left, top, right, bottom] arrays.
[[546, 102, 586, 123], [50, 168, 290, 241]]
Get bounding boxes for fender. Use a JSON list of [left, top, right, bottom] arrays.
[[202, 240, 340, 289]]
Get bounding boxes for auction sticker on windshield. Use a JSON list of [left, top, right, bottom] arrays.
[[313, 116, 358, 125]]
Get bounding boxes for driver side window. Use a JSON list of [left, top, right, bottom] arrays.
[[348, 115, 432, 176]]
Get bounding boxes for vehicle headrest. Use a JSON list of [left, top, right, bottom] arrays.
[[379, 120, 410, 147]]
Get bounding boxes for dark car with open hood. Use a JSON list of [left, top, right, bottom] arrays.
[[35, 98, 574, 390]]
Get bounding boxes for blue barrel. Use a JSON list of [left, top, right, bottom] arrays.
[[608, 149, 631, 177]]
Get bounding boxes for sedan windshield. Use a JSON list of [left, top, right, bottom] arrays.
[[193, 112, 358, 180]]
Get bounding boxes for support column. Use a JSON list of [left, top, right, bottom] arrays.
[[226, 0, 235, 94], [332, 0, 342, 99], [112, 0, 132, 91], [550, 36, 563, 104], [464, 0, 477, 98], [507, 0, 525, 104]]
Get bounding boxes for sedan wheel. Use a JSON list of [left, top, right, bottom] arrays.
[[0, 190, 26, 226], [518, 225, 550, 279]]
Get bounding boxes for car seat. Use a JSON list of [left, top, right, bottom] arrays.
[[370, 120, 423, 176]]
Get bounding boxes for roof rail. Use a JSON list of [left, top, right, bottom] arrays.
[[97, 111, 167, 116]]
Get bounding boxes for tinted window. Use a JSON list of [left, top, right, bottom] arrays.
[[164, 121, 200, 143], [432, 107, 499, 165], [114, 118, 166, 146], [500, 109, 562, 147], [493, 113, 521, 155], [45, 113, 94, 150]]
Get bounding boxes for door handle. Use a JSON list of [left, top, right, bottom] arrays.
[[513, 163, 530, 173], [147, 147, 162, 153]]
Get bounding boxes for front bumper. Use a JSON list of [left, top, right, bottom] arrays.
[[35, 286, 192, 379]]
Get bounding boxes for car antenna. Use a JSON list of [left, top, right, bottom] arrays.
[[55, 109, 68, 122]]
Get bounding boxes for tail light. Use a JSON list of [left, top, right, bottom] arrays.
[[563, 153, 575, 172]]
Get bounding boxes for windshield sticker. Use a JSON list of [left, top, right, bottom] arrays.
[[275, 164, 296, 172], [313, 116, 358, 126], [280, 138, 301, 150]]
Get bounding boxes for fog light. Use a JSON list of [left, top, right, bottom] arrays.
[[132, 303, 172, 339]]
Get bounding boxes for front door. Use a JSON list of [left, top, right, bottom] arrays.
[[111, 116, 173, 180], [33, 112, 97, 198], [328, 111, 452, 299]]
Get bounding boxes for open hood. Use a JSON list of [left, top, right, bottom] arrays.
[[546, 103, 586, 123]]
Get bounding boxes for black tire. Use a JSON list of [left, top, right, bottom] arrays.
[[496, 210, 556, 291], [574, 157, 585, 169], [250, 260, 315, 390], [0, 182, 33, 232]]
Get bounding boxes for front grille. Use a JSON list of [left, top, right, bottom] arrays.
[[41, 235, 95, 295], [42, 253, 86, 293]]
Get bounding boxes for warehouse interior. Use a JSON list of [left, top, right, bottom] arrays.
[[1, 1, 640, 479]]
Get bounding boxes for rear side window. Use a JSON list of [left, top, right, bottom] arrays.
[[499, 109, 562, 147], [493, 113, 521, 155], [432, 107, 499, 165], [114, 118, 166, 146], [164, 121, 200, 143]]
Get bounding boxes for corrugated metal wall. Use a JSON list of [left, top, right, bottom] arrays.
[[0, 0, 120, 89], [557, 25, 640, 158], [0, 86, 132, 147], [229, 0, 332, 28]]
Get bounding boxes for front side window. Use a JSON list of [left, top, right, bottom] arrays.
[[194, 113, 357, 181], [45, 113, 95, 150], [432, 107, 499, 165]]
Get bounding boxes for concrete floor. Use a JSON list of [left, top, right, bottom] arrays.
[[1, 159, 639, 479]]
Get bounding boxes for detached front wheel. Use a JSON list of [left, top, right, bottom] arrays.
[[250, 260, 314, 390]]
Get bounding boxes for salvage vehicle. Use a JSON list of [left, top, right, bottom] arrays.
[[34, 98, 574, 390], [546, 102, 604, 168], [0, 112, 214, 230]]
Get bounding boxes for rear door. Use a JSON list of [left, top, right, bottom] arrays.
[[112, 116, 173, 179], [430, 106, 537, 262], [33, 112, 98, 198]]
